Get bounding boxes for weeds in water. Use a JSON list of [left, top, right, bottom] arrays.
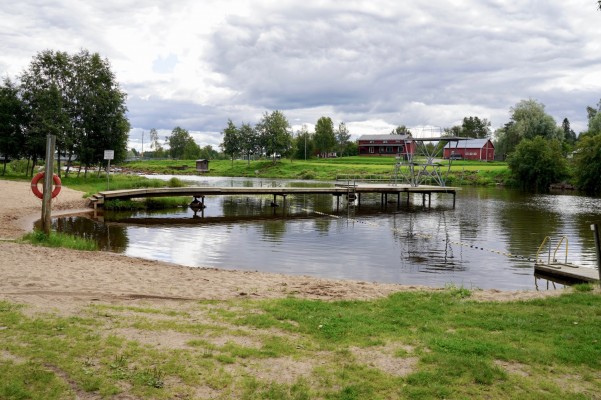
[[573, 283, 595, 292], [104, 197, 189, 210], [21, 230, 98, 251]]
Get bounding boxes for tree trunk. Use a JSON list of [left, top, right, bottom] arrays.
[[56, 146, 61, 178], [65, 152, 73, 176], [30, 156, 37, 177], [77, 164, 82, 178]]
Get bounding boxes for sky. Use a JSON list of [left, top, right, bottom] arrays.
[[1, 0, 601, 152]]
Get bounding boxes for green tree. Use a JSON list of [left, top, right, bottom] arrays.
[[256, 110, 292, 163], [20, 51, 71, 176], [220, 119, 239, 165], [444, 125, 462, 137], [183, 139, 201, 160], [199, 145, 219, 160], [0, 78, 26, 175], [390, 125, 411, 135], [294, 125, 314, 160], [583, 100, 601, 137], [75, 51, 129, 170], [461, 116, 491, 138], [238, 122, 259, 165], [495, 99, 562, 156], [574, 134, 601, 195], [561, 118, 577, 145], [313, 116, 336, 157], [148, 128, 165, 158], [19, 49, 129, 176], [168, 127, 198, 159], [507, 136, 568, 191], [336, 122, 351, 157]]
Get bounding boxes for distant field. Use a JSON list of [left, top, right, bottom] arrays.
[[123, 157, 509, 185]]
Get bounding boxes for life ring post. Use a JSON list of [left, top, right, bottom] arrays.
[[41, 135, 56, 235]]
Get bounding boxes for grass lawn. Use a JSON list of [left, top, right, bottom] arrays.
[[123, 157, 510, 185], [1, 287, 599, 399]]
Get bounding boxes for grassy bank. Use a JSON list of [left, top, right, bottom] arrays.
[[1, 287, 599, 399], [20, 231, 99, 251], [1, 157, 510, 190], [123, 157, 510, 186]]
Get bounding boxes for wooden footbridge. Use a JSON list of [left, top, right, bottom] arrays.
[[90, 183, 460, 210]]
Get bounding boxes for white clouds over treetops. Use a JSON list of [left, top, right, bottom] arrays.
[[1, 0, 600, 151]]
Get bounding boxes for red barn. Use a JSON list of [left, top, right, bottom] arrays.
[[357, 134, 415, 157], [444, 139, 495, 161]]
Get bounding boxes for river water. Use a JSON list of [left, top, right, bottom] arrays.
[[54, 176, 601, 290]]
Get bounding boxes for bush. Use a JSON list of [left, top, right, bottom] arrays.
[[574, 134, 601, 195], [8, 159, 30, 175], [507, 137, 568, 191]]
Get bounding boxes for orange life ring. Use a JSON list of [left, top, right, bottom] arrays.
[[30, 172, 62, 199]]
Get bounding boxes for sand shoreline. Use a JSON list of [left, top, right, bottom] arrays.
[[0, 179, 565, 315]]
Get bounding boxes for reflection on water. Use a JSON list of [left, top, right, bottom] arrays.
[[53, 176, 601, 290]]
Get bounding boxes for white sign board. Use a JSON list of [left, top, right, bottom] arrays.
[[104, 150, 114, 160]]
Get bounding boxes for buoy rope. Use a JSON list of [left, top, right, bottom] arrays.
[[287, 202, 536, 263]]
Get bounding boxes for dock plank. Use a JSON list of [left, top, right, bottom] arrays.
[[95, 184, 460, 201], [534, 262, 599, 283]]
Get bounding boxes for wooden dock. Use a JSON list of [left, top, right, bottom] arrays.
[[90, 183, 460, 209], [534, 262, 600, 283]]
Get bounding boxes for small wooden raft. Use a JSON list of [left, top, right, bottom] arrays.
[[534, 262, 599, 283]]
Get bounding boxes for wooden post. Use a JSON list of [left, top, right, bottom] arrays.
[[41, 135, 56, 235], [592, 224, 601, 286]]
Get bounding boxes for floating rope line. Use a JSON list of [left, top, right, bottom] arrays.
[[291, 204, 536, 263]]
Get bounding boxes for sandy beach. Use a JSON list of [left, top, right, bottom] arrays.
[[0, 179, 565, 316]]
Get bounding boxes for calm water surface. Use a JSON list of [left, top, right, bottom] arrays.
[[54, 176, 601, 290]]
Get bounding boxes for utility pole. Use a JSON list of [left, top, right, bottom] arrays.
[[141, 130, 144, 158]]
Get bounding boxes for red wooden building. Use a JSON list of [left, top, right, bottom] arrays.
[[357, 134, 416, 157], [443, 139, 495, 161]]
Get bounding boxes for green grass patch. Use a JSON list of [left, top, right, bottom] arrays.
[[1, 288, 599, 398], [104, 196, 190, 211], [20, 230, 99, 251], [121, 158, 510, 184]]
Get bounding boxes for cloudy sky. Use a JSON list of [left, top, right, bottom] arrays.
[[1, 1, 600, 151]]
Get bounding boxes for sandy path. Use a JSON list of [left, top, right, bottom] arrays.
[[0, 179, 565, 315]]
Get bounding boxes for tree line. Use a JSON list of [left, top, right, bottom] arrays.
[[136, 127, 220, 161], [220, 112, 356, 165], [489, 98, 601, 195], [0, 50, 129, 177]]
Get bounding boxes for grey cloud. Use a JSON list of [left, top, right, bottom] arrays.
[[205, 1, 597, 131]]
